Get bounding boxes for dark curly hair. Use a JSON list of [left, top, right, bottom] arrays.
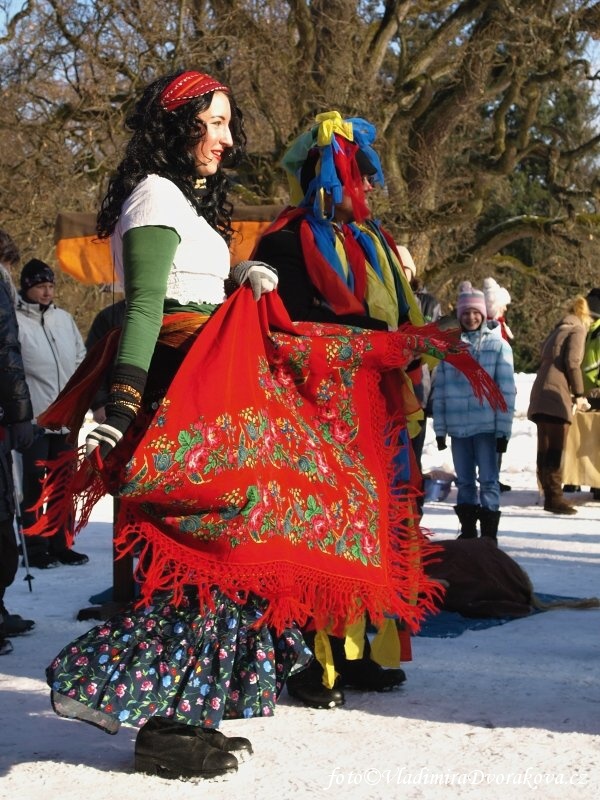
[[97, 70, 246, 245]]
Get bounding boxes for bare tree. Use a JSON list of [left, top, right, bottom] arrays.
[[0, 0, 599, 357]]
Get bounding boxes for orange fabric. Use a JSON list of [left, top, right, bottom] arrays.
[[55, 234, 113, 285], [229, 220, 274, 263], [54, 216, 275, 284]]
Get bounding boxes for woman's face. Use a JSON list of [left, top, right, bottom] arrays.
[[460, 308, 484, 331], [193, 91, 233, 176]]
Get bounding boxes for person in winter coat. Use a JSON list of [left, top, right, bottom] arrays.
[[409, 273, 443, 471], [433, 281, 516, 541], [483, 276, 514, 492], [84, 299, 127, 423], [483, 277, 514, 343], [527, 295, 592, 514], [0, 230, 36, 655], [15, 259, 88, 568], [582, 289, 600, 409]]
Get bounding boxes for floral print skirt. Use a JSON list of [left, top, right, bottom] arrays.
[[46, 590, 311, 733]]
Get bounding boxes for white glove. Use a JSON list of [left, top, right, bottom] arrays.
[[231, 260, 278, 301], [573, 396, 591, 413]]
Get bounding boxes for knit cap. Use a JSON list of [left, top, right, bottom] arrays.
[[456, 281, 487, 318], [586, 288, 600, 318], [483, 277, 511, 320], [20, 258, 54, 291]]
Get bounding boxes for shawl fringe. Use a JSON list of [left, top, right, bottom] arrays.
[[26, 291, 507, 636]]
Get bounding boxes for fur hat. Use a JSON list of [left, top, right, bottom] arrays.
[[20, 258, 54, 292], [456, 281, 487, 318], [483, 277, 511, 320], [586, 288, 600, 319]]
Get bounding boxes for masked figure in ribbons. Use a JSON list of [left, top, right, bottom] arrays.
[[253, 111, 430, 708]]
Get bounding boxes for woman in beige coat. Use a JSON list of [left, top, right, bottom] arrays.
[[528, 296, 592, 514]]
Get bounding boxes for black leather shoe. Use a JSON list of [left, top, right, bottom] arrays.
[[135, 717, 238, 780], [0, 638, 13, 656], [26, 552, 59, 569], [341, 659, 406, 692], [196, 728, 253, 762], [0, 609, 35, 636], [286, 670, 345, 709], [53, 549, 89, 566]]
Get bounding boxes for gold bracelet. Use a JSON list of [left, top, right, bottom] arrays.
[[112, 398, 140, 414], [111, 383, 142, 402]]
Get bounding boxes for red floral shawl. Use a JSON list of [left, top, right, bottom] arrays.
[[33, 288, 503, 634]]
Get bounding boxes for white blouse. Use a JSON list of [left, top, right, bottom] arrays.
[[112, 174, 229, 305]]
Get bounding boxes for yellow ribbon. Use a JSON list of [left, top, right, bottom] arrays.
[[315, 110, 354, 147]]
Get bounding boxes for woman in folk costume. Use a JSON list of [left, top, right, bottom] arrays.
[[253, 112, 436, 709], [33, 75, 503, 781]]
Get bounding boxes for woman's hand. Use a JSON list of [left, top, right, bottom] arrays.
[[573, 396, 591, 413], [230, 260, 279, 301]]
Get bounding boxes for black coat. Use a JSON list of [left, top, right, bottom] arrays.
[[0, 269, 33, 521], [254, 218, 387, 330], [0, 276, 32, 428]]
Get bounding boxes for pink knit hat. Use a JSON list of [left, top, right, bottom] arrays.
[[456, 281, 487, 318]]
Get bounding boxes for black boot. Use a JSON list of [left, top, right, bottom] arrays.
[[286, 668, 345, 709], [453, 504, 479, 539], [196, 728, 253, 762], [0, 604, 35, 635], [479, 508, 501, 542], [340, 658, 406, 692], [134, 717, 239, 780]]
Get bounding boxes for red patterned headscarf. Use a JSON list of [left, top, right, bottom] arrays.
[[160, 70, 230, 112]]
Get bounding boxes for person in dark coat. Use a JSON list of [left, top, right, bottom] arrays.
[[84, 299, 127, 422], [0, 230, 36, 654], [527, 295, 592, 514]]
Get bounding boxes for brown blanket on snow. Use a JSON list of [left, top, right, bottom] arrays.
[[425, 538, 535, 618]]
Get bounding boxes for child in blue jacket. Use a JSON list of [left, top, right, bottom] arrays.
[[432, 281, 516, 540]]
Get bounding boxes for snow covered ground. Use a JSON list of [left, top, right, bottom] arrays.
[[1, 374, 599, 800]]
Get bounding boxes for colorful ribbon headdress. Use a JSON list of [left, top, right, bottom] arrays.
[[281, 110, 385, 221], [160, 70, 230, 112]]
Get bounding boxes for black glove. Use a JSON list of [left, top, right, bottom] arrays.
[[86, 364, 147, 463], [230, 260, 279, 301], [8, 421, 35, 452], [496, 436, 508, 454], [436, 435, 447, 451]]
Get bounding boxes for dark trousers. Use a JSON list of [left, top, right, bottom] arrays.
[[534, 416, 568, 473], [0, 519, 18, 606], [533, 415, 570, 503], [0, 437, 18, 603], [20, 432, 74, 557]]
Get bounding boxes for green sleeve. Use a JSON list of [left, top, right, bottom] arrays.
[[116, 225, 180, 371]]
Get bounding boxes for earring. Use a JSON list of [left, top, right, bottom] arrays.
[[194, 177, 207, 190]]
